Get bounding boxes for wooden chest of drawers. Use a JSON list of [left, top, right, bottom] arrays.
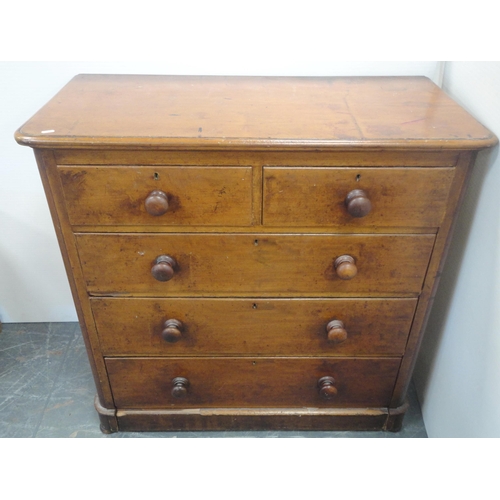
[[16, 75, 497, 432]]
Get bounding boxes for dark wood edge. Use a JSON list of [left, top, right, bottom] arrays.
[[94, 395, 118, 434], [13, 74, 498, 152], [384, 400, 410, 432], [34, 149, 115, 407], [14, 131, 499, 151], [71, 225, 439, 235], [390, 152, 477, 407], [115, 407, 390, 432], [51, 149, 462, 167]]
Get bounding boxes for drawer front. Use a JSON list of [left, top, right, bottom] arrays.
[[76, 233, 435, 296], [92, 297, 417, 356], [106, 357, 401, 408], [58, 165, 253, 226], [263, 167, 455, 228]]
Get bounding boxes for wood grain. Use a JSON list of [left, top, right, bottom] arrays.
[[263, 167, 455, 228], [17, 75, 498, 433], [115, 407, 392, 432], [54, 149, 461, 167], [105, 357, 401, 409], [16, 75, 496, 150], [33, 150, 115, 407], [390, 152, 478, 407], [76, 233, 435, 296], [91, 297, 417, 356], [59, 165, 253, 226]]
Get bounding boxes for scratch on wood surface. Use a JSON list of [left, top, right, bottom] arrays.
[[400, 118, 425, 125], [343, 95, 364, 139]]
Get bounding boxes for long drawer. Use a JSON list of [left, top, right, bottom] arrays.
[[92, 297, 417, 356], [106, 357, 402, 409], [76, 233, 435, 296]]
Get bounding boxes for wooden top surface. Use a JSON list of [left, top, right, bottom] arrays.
[[15, 74, 497, 150]]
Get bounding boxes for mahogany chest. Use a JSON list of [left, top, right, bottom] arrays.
[[16, 75, 497, 432]]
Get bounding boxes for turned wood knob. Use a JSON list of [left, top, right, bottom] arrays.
[[326, 320, 348, 344], [171, 377, 189, 398], [151, 255, 178, 282], [162, 319, 184, 343], [318, 376, 337, 399], [345, 189, 372, 218], [145, 190, 169, 216], [334, 255, 357, 280]]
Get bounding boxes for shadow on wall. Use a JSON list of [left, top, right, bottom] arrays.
[[0, 207, 76, 323], [415, 144, 499, 403]]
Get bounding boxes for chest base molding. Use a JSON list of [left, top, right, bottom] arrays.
[[95, 395, 409, 433]]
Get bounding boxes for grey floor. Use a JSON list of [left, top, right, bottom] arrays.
[[0, 322, 427, 438]]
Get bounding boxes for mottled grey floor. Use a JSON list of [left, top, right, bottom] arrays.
[[0, 323, 427, 438]]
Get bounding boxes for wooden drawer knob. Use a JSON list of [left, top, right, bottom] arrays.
[[326, 320, 348, 344], [345, 189, 372, 218], [334, 255, 357, 280], [151, 255, 178, 282], [162, 319, 184, 343], [318, 376, 337, 399], [171, 377, 189, 398], [145, 190, 169, 216]]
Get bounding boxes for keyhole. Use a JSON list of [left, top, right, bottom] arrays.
[[154, 172, 160, 180], [252, 303, 258, 309], [254, 239, 259, 246], [356, 174, 361, 182]]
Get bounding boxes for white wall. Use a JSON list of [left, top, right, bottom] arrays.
[[0, 61, 440, 323], [414, 62, 500, 437]]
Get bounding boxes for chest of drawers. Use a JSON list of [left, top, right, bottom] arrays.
[[16, 75, 497, 433]]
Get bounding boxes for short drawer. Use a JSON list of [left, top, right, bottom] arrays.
[[263, 167, 455, 228], [106, 357, 401, 409], [58, 165, 253, 226], [76, 233, 435, 296], [92, 297, 417, 356]]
